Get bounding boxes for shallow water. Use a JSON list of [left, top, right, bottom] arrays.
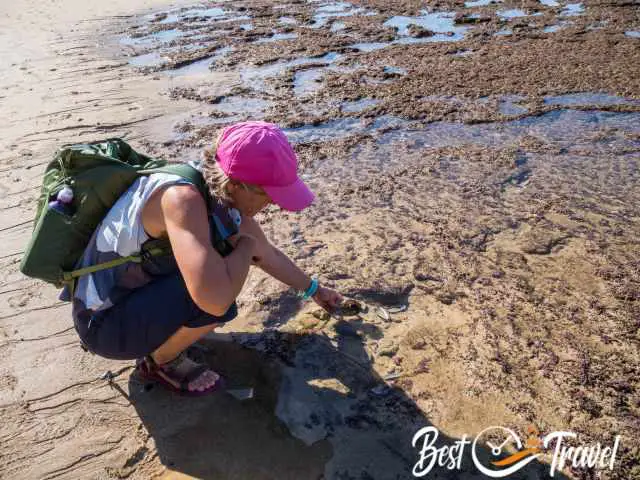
[[464, 0, 501, 6], [293, 69, 325, 96], [625, 31, 640, 38], [120, 29, 184, 47], [499, 95, 528, 115], [349, 42, 390, 52], [128, 51, 166, 67], [543, 23, 569, 33], [241, 52, 341, 92], [308, 3, 367, 29], [497, 9, 528, 19], [166, 46, 233, 76], [284, 110, 640, 187], [214, 95, 273, 117], [561, 3, 585, 16], [316, 3, 352, 13], [285, 109, 640, 147], [543, 92, 640, 107], [155, 6, 232, 24], [350, 12, 469, 51], [341, 98, 381, 113], [384, 12, 468, 38], [539, 0, 559, 6], [279, 16, 298, 25], [254, 32, 299, 43], [182, 7, 226, 19], [293, 63, 359, 97], [383, 66, 407, 75]]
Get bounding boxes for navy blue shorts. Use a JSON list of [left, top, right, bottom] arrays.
[[74, 272, 237, 360]]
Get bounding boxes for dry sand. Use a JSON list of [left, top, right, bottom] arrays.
[[1, 0, 639, 479]]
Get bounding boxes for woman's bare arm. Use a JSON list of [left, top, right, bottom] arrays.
[[161, 184, 256, 316], [239, 215, 312, 291]]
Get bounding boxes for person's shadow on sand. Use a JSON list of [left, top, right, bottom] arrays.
[[127, 305, 572, 480]]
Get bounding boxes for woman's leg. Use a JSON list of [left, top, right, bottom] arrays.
[[150, 324, 220, 392], [82, 271, 237, 392]]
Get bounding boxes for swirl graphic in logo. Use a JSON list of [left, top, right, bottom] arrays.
[[472, 426, 542, 478]]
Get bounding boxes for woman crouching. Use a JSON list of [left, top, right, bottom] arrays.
[[68, 121, 343, 396]]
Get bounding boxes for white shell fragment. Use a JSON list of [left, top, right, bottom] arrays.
[[376, 307, 390, 321]]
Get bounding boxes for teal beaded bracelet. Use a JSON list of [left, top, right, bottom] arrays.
[[301, 278, 319, 299]]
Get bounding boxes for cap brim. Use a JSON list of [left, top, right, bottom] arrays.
[[263, 177, 315, 212]]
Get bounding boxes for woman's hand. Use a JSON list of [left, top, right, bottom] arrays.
[[312, 285, 344, 311]]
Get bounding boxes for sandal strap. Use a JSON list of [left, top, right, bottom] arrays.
[[148, 352, 215, 391], [146, 351, 186, 373]]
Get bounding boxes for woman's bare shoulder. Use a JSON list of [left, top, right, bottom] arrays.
[[143, 183, 205, 238]]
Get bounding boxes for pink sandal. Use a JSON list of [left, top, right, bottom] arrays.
[[136, 352, 225, 397]]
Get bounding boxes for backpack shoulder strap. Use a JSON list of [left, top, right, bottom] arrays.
[[142, 163, 211, 209]]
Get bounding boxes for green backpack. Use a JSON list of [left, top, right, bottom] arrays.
[[20, 138, 231, 288]]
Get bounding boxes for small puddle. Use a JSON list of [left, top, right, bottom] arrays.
[[384, 12, 469, 41], [214, 95, 273, 117], [495, 29, 513, 36], [254, 32, 299, 43], [154, 6, 246, 24], [308, 3, 368, 29], [422, 95, 464, 105], [625, 31, 640, 38], [241, 52, 341, 92], [294, 69, 326, 97], [121, 29, 185, 47], [284, 117, 363, 143], [464, 0, 502, 6], [560, 3, 584, 16], [539, 0, 560, 6], [171, 96, 274, 140], [543, 92, 640, 107], [349, 11, 469, 50], [129, 51, 167, 68], [279, 16, 298, 25], [182, 7, 226, 19], [499, 95, 528, 115], [543, 22, 570, 33], [341, 98, 381, 113], [167, 46, 233, 76], [331, 21, 346, 32], [497, 9, 529, 19], [383, 66, 407, 75], [216, 15, 253, 24], [293, 63, 359, 97], [350, 42, 390, 52], [317, 3, 352, 13], [158, 13, 180, 24]]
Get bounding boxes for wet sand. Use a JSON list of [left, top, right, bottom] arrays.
[[1, 0, 639, 479]]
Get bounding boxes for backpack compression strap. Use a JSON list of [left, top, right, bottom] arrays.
[[61, 242, 171, 282]]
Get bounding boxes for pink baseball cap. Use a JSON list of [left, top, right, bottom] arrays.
[[215, 121, 314, 212]]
